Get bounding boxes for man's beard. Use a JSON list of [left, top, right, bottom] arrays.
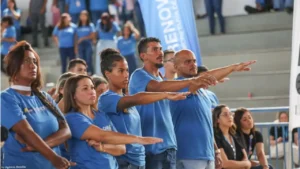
[[155, 63, 164, 68]]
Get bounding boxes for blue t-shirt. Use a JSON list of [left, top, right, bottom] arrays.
[[65, 0, 86, 14], [76, 23, 96, 44], [206, 90, 219, 108], [89, 0, 108, 11], [3, 8, 21, 29], [1, 26, 16, 55], [65, 111, 118, 169], [117, 34, 136, 56], [1, 0, 7, 15], [98, 90, 145, 166], [96, 20, 120, 40], [128, 68, 177, 154], [1, 88, 63, 169], [169, 77, 214, 160], [52, 23, 77, 48]]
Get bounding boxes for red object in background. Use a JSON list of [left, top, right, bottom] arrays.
[[248, 92, 252, 99]]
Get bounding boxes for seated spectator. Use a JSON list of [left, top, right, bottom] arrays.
[[269, 111, 289, 158], [63, 75, 163, 169], [163, 49, 176, 80], [52, 13, 77, 73], [234, 108, 273, 169], [2, 0, 21, 41], [1, 16, 16, 73], [197, 65, 219, 108], [76, 10, 96, 75], [1, 41, 73, 169], [92, 75, 108, 100], [95, 12, 120, 75], [213, 105, 251, 169], [245, 0, 273, 14], [117, 21, 140, 75], [65, 0, 86, 23], [67, 58, 88, 75]]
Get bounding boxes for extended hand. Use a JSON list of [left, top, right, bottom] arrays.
[[189, 73, 217, 93], [233, 60, 256, 72], [137, 137, 163, 145], [166, 92, 190, 101]]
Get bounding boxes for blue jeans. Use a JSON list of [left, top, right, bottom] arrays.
[[91, 10, 108, 25], [145, 149, 176, 169], [177, 160, 215, 169], [70, 13, 80, 24], [124, 54, 137, 76], [78, 41, 94, 75], [58, 0, 66, 13], [273, 0, 293, 10], [59, 47, 76, 73], [204, 0, 225, 34], [117, 158, 145, 169]]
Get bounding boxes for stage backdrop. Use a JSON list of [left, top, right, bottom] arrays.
[[138, 0, 202, 66], [289, 0, 300, 131]]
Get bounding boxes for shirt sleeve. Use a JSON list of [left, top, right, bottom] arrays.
[[66, 113, 92, 139], [90, 23, 96, 32], [98, 93, 122, 114], [1, 92, 26, 129], [214, 133, 223, 149], [255, 131, 263, 143], [8, 27, 16, 38], [52, 26, 58, 36], [129, 69, 154, 94]]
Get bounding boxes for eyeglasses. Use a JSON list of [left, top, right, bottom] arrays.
[[164, 58, 174, 63], [219, 112, 234, 117]]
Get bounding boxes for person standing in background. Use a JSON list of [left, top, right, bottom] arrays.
[[204, 0, 225, 35], [76, 10, 95, 75], [117, 21, 140, 76], [65, 0, 86, 24], [163, 49, 176, 80], [3, 0, 21, 41], [29, 0, 49, 47], [53, 0, 66, 14], [1, 16, 16, 73], [89, 0, 109, 25], [52, 13, 77, 73], [95, 12, 121, 75]]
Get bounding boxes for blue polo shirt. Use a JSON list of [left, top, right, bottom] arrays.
[[169, 77, 214, 160], [52, 23, 77, 48], [65, 0, 86, 14], [1, 88, 63, 169], [206, 89, 219, 108], [129, 68, 176, 154], [89, 0, 108, 11], [98, 90, 145, 166], [76, 23, 96, 44], [1, 26, 16, 55], [66, 110, 118, 169], [3, 8, 21, 29], [96, 20, 120, 40], [117, 34, 136, 56]]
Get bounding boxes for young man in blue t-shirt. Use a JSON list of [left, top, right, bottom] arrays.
[[170, 49, 255, 169], [128, 37, 256, 169]]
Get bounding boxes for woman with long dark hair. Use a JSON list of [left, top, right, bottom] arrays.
[[3, 0, 21, 40], [95, 12, 121, 75], [234, 108, 272, 169], [98, 52, 189, 168], [52, 13, 77, 73], [1, 41, 74, 169], [213, 105, 251, 169], [76, 10, 95, 75], [63, 75, 163, 169]]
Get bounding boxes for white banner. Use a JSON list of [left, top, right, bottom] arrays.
[[289, 0, 300, 131]]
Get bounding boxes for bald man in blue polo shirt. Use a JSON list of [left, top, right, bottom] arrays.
[[170, 50, 255, 169]]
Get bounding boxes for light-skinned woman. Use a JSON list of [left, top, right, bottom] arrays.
[[63, 75, 164, 169]]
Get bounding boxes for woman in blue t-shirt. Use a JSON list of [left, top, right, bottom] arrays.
[[65, 0, 86, 23], [95, 12, 120, 75], [98, 51, 189, 169], [52, 13, 77, 73], [1, 16, 16, 73], [2, 0, 21, 40], [1, 41, 74, 169], [63, 75, 163, 169], [76, 10, 96, 75], [117, 21, 140, 75]]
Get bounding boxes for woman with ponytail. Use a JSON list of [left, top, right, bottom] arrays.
[[0, 41, 75, 169], [234, 108, 272, 169], [98, 49, 189, 169]]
